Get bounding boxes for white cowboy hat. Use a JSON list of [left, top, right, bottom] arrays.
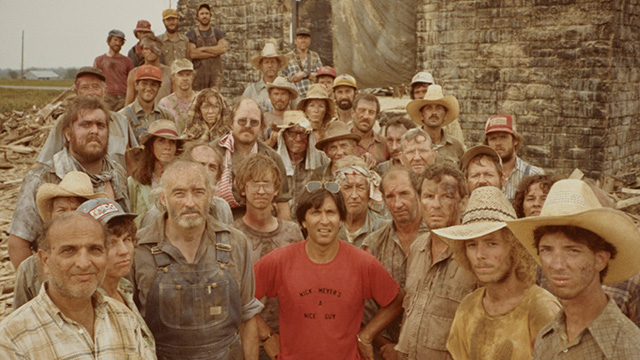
[[250, 42, 289, 71], [36, 171, 108, 221], [505, 179, 640, 284], [406, 85, 459, 128]]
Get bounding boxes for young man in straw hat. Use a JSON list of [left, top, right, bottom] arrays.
[[406, 85, 465, 167], [506, 179, 640, 358], [460, 145, 504, 193], [396, 164, 477, 360], [244, 42, 290, 113], [264, 77, 299, 143], [433, 186, 559, 359]]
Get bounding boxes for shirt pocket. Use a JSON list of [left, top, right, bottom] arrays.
[[423, 283, 469, 351], [159, 277, 230, 330]]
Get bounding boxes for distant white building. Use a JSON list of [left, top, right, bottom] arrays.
[[24, 70, 60, 80]]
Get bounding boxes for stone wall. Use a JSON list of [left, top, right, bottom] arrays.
[[417, 0, 640, 178]]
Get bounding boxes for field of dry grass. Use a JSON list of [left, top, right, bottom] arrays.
[[0, 79, 73, 113]]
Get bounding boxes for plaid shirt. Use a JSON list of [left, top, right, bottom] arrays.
[[503, 157, 544, 203], [533, 298, 640, 359], [0, 283, 155, 359], [603, 270, 640, 328], [281, 49, 322, 98]]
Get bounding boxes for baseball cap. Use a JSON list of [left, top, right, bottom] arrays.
[[332, 74, 358, 90], [411, 71, 435, 86], [77, 198, 137, 225], [134, 20, 153, 35], [296, 27, 311, 36], [76, 67, 105, 82], [171, 59, 194, 75], [485, 115, 515, 135], [163, 9, 179, 19], [136, 65, 162, 82], [198, 2, 211, 12], [107, 29, 126, 41], [317, 66, 337, 78]]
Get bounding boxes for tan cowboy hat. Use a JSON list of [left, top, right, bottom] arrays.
[[297, 84, 336, 120], [505, 179, 640, 284], [315, 120, 361, 151], [250, 42, 289, 71], [36, 171, 108, 221], [433, 186, 516, 244], [406, 85, 459, 127], [266, 76, 299, 99], [460, 145, 503, 172], [140, 119, 186, 146], [278, 110, 312, 131]]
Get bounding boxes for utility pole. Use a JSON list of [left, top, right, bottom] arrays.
[[21, 30, 24, 79]]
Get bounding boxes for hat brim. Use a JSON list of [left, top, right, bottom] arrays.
[[433, 222, 508, 245], [460, 145, 502, 171], [140, 132, 187, 146], [406, 96, 459, 127], [316, 133, 361, 151], [250, 54, 290, 72], [505, 208, 640, 284], [266, 84, 299, 99], [36, 185, 108, 221]]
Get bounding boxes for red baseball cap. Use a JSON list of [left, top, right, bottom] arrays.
[[485, 115, 515, 135], [317, 66, 337, 78], [135, 65, 162, 83]]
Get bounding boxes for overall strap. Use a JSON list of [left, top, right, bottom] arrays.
[[215, 231, 232, 265], [149, 244, 172, 270], [125, 105, 140, 127]]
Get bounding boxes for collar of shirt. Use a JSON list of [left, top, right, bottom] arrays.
[[37, 281, 107, 328]]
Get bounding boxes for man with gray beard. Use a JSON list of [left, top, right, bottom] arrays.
[[131, 160, 263, 359]]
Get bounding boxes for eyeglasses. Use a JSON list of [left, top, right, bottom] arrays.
[[235, 117, 261, 128], [247, 182, 275, 192], [305, 181, 340, 194], [284, 130, 308, 140]]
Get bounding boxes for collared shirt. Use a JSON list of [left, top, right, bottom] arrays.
[[118, 98, 174, 142], [158, 32, 190, 66], [375, 158, 402, 176], [132, 214, 264, 322], [337, 208, 388, 248], [533, 298, 640, 359], [603, 270, 640, 327], [9, 148, 129, 244], [0, 283, 155, 359], [158, 92, 194, 129], [434, 130, 466, 168], [353, 130, 389, 165], [242, 78, 273, 113], [503, 157, 544, 203], [282, 49, 322, 98], [396, 233, 477, 360]]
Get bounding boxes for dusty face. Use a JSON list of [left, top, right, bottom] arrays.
[[105, 231, 135, 280], [269, 88, 292, 112], [420, 176, 463, 230], [466, 156, 502, 193], [317, 76, 334, 93], [75, 75, 105, 98], [161, 166, 210, 230], [283, 124, 309, 156], [538, 231, 609, 300], [305, 99, 327, 130], [190, 146, 221, 180], [135, 79, 161, 104], [174, 70, 194, 92], [200, 96, 222, 124], [334, 86, 356, 110], [486, 132, 517, 162], [260, 57, 280, 79], [302, 196, 341, 247], [152, 136, 177, 166], [197, 7, 212, 27], [141, 44, 159, 63], [163, 17, 179, 33], [386, 125, 408, 161], [523, 182, 548, 217], [50, 196, 83, 220], [108, 36, 124, 54], [39, 214, 107, 301], [65, 109, 109, 164], [354, 100, 377, 133], [294, 34, 311, 52], [231, 100, 262, 146], [244, 173, 277, 211], [420, 104, 447, 130], [465, 230, 514, 284], [324, 139, 356, 162], [383, 172, 420, 225], [413, 83, 429, 100], [339, 173, 369, 217], [400, 136, 435, 176]]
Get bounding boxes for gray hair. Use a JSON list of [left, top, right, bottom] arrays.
[[151, 160, 216, 212], [401, 127, 432, 147]]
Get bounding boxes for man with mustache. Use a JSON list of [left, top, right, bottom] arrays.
[[159, 8, 189, 66], [351, 93, 389, 165], [187, 2, 227, 90], [406, 85, 465, 167], [244, 42, 290, 113], [262, 77, 298, 147], [333, 74, 358, 124], [132, 160, 263, 359], [8, 96, 130, 281], [94, 29, 134, 111], [483, 115, 543, 203]]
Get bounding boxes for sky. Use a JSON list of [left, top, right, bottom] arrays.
[[0, 0, 174, 70]]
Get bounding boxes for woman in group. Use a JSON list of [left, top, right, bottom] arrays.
[[128, 119, 184, 224], [296, 83, 335, 143], [182, 88, 230, 141], [512, 174, 558, 218]]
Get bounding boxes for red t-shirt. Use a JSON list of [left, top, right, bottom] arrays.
[[93, 54, 134, 96], [254, 240, 400, 360]]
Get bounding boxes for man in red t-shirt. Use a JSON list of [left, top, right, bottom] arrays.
[[254, 183, 404, 360], [94, 29, 134, 111]]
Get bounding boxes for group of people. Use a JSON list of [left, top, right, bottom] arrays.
[[2, 5, 640, 360]]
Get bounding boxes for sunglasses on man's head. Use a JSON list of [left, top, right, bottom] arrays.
[[305, 181, 340, 194]]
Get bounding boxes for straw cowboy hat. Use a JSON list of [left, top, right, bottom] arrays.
[[36, 171, 107, 221], [505, 179, 640, 284], [140, 119, 186, 147], [315, 120, 361, 151], [250, 42, 289, 71], [266, 76, 299, 99], [277, 110, 312, 131], [406, 85, 459, 127], [433, 186, 516, 243], [296, 84, 336, 120]]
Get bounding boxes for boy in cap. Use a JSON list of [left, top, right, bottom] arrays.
[[159, 8, 189, 66], [434, 186, 559, 359], [506, 179, 640, 358]]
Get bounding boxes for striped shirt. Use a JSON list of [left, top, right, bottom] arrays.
[[0, 283, 155, 359]]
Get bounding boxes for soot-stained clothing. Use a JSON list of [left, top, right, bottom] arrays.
[[447, 285, 560, 360], [254, 240, 400, 360]]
